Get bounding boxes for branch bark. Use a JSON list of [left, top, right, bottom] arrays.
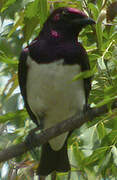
[[0, 103, 117, 163]]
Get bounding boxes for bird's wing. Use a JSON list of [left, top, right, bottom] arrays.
[[78, 43, 91, 105], [63, 42, 91, 105], [18, 48, 39, 126]]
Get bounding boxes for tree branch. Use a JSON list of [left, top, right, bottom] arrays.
[[0, 103, 117, 163]]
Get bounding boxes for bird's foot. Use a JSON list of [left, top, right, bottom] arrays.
[[25, 127, 41, 160], [25, 127, 41, 150]]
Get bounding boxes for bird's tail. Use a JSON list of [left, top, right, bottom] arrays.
[[37, 141, 70, 176]]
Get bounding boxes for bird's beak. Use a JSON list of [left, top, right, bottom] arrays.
[[82, 17, 95, 25], [72, 17, 95, 26]]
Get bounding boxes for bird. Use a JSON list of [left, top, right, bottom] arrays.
[[18, 7, 95, 176]]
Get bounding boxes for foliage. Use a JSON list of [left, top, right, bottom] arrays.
[[0, 0, 117, 179]]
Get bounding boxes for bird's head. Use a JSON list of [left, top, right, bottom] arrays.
[[42, 7, 95, 40]]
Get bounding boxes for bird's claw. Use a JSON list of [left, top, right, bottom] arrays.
[[25, 127, 40, 149]]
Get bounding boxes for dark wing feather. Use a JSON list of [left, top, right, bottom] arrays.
[[18, 48, 39, 126], [78, 44, 91, 104], [64, 42, 91, 104]]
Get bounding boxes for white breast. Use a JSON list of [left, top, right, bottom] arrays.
[[26, 56, 85, 150]]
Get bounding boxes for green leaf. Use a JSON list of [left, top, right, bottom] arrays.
[[1, 0, 17, 12], [95, 96, 117, 107], [97, 150, 112, 174], [101, 130, 117, 146], [38, 0, 47, 28], [0, 51, 18, 64], [111, 146, 117, 166], [24, 0, 47, 34], [72, 143, 85, 167], [88, 3, 99, 20], [0, 110, 28, 124], [89, 53, 100, 61], [97, 122, 107, 140], [97, 0, 103, 10], [83, 147, 109, 166], [7, 11, 24, 38], [0, 133, 17, 149], [3, 93, 19, 112], [25, 0, 40, 19], [96, 22, 102, 50], [2, 74, 19, 99], [72, 66, 96, 81], [105, 116, 117, 130], [23, 16, 40, 41]]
